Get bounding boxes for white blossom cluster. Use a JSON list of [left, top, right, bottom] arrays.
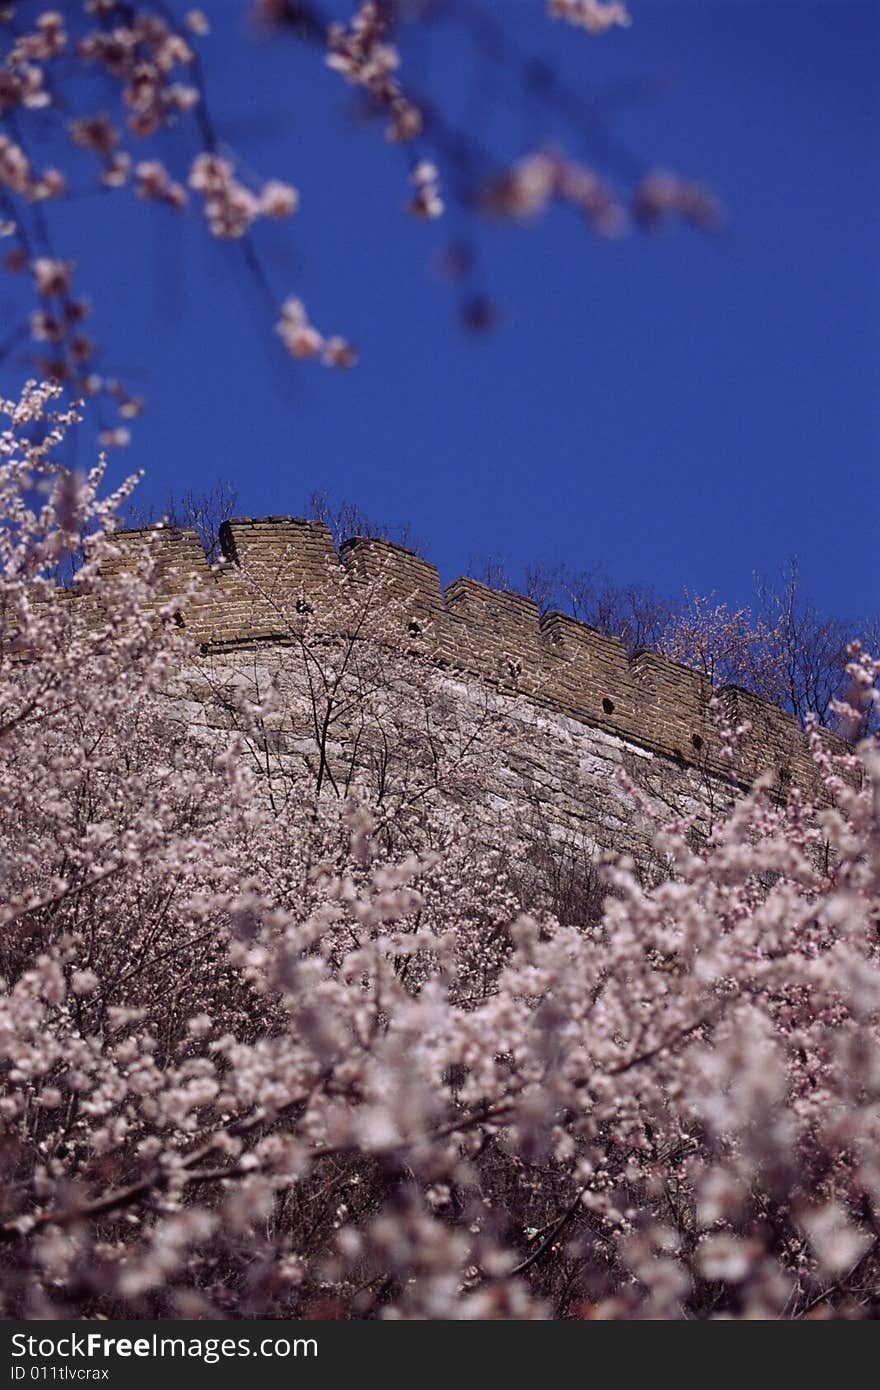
[[0, 384, 878, 1318]]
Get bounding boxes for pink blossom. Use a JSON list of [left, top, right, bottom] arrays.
[[31, 257, 73, 297], [260, 179, 299, 219], [548, 0, 632, 34]]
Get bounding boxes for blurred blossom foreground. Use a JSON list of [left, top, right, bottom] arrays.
[[0, 4, 721, 442]]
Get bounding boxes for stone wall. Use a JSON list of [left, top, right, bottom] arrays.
[[96, 516, 838, 863]]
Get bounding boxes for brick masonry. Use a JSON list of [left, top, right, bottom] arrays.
[[95, 517, 841, 859]]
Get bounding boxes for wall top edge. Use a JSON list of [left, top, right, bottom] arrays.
[[84, 517, 844, 791]]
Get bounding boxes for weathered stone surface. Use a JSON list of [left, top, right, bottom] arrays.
[[90, 517, 842, 864]]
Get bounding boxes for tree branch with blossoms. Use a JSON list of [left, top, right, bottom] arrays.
[[0, 2, 724, 448]]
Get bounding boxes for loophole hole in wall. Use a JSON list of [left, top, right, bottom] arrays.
[[408, 619, 422, 638], [692, 733, 704, 751], [602, 697, 615, 715]]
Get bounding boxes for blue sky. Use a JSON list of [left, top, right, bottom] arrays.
[[19, 1, 879, 615]]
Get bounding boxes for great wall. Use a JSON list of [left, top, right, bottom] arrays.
[[94, 515, 839, 866]]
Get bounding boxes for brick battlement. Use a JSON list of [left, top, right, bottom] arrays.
[[99, 516, 838, 797]]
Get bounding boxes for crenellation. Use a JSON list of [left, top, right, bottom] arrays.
[[717, 685, 820, 795], [445, 577, 546, 685], [93, 526, 216, 639], [445, 576, 540, 627], [198, 517, 337, 645], [629, 650, 715, 766], [218, 516, 336, 574], [337, 530, 444, 625], [78, 515, 844, 799], [103, 525, 212, 591], [539, 612, 639, 736]]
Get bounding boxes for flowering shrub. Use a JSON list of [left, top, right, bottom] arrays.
[[1, 384, 878, 1319]]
